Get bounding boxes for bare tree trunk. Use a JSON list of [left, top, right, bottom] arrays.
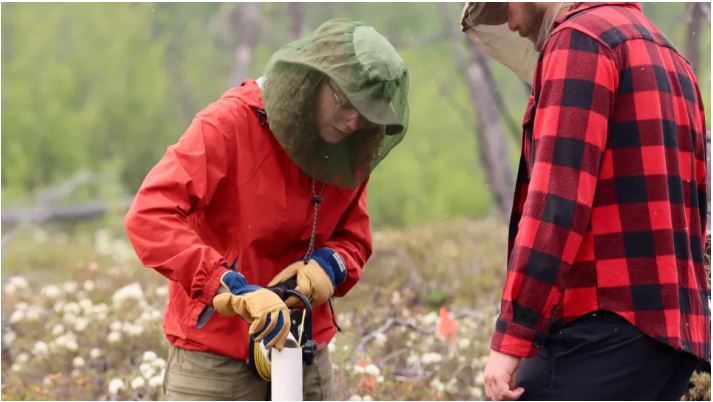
[[439, 4, 514, 219], [685, 2, 703, 75], [288, 3, 307, 39], [700, 2, 711, 23], [229, 3, 261, 87]]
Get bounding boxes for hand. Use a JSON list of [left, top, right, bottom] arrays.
[[268, 260, 333, 308], [483, 350, 524, 401], [212, 272, 291, 349], [268, 248, 347, 308]]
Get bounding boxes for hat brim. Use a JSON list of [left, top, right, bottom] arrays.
[[461, 2, 509, 30], [349, 96, 403, 135]]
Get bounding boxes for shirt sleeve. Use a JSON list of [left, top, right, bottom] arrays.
[[124, 109, 235, 306], [324, 178, 373, 297], [491, 28, 619, 357]]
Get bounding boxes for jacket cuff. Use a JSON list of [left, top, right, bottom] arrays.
[[311, 248, 347, 286], [197, 264, 231, 306]]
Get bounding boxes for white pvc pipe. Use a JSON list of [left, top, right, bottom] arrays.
[[271, 336, 303, 401]]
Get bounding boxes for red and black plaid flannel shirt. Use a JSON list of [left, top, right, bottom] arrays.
[[491, 3, 710, 360]]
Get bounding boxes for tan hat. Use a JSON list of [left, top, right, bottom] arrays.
[[460, 2, 538, 84]]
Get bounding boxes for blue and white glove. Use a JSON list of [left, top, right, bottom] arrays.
[[213, 271, 291, 349]]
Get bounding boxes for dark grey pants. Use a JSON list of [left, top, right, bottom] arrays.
[[516, 311, 701, 401]]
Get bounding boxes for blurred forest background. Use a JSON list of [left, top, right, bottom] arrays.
[[1, 3, 711, 401], [2, 2, 710, 228]]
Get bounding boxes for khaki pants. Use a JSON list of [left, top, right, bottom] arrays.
[[163, 344, 335, 401]]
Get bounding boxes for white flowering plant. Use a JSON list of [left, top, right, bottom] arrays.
[[2, 220, 709, 400], [2, 226, 168, 400]]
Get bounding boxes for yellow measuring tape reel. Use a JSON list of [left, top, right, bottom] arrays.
[[248, 288, 315, 381]]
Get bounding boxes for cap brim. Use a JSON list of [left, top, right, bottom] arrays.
[[350, 97, 403, 135]]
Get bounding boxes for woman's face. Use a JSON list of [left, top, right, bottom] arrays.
[[315, 80, 378, 144]]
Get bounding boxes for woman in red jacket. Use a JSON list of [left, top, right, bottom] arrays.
[[124, 18, 408, 400]]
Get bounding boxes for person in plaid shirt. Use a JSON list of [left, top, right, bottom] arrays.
[[462, 3, 709, 400]]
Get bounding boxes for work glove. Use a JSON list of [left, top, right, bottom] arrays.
[[267, 248, 347, 308], [212, 271, 290, 349]]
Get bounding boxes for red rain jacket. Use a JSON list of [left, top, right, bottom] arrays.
[[125, 80, 372, 360]]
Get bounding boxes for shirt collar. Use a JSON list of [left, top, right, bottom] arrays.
[[554, 2, 642, 28]]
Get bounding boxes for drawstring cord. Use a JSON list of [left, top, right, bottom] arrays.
[[329, 299, 342, 332], [302, 179, 341, 332], [303, 179, 325, 263]]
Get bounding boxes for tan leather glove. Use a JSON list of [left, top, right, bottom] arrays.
[[268, 259, 334, 309], [212, 272, 291, 349]]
